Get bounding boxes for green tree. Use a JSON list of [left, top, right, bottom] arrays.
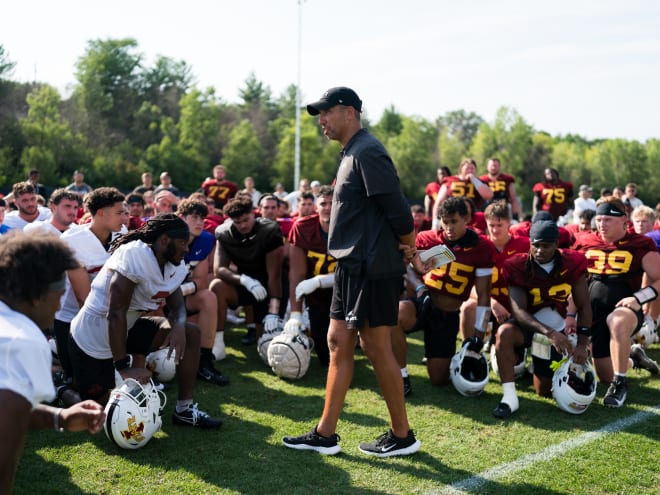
[[383, 116, 438, 202], [178, 88, 222, 179], [272, 116, 338, 190], [585, 139, 648, 196], [20, 85, 84, 185], [221, 119, 265, 187], [0, 45, 16, 80], [74, 38, 143, 145], [437, 110, 484, 147]]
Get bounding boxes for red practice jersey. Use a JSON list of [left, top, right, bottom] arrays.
[[288, 213, 336, 306], [479, 172, 516, 204], [201, 178, 238, 209], [532, 181, 573, 219], [503, 249, 588, 315], [417, 228, 496, 301], [490, 236, 530, 310], [441, 176, 488, 210], [572, 231, 657, 291]]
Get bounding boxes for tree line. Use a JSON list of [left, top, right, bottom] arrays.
[[0, 40, 658, 210]]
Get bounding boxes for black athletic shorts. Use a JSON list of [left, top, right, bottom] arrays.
[[589, 279, 644, 358], [234, 285, 268, 323], [69, 316, 165, 401], [423, 307, 460, 359], [330, 264, 401, 329]]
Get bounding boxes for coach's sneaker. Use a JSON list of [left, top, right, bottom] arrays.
[[358, 429, 421, 457], [226, 308, 246, 325], [630, 344, 660, 374], [282, 427, 341, 455], [603, 377, 627, 408], [403, 376, 413, 397], [173, 403, 223, 428]]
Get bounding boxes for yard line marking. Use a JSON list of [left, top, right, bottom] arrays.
[[431, 404, 660, 495]]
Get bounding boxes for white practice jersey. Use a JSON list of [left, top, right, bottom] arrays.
[[3, 207, 52, 230], [71, 239, 187, 359], [0, 301, 55, 406], [55, 224, 121, 323], [23, 219, 65, 236]]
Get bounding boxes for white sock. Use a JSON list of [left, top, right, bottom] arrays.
[[400, 367, 408, 378], [176, 399, 193, 413], [501, 382, 519, 412]]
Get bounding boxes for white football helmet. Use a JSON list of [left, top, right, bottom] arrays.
[[267, 327, 312, 379], [552, 357, 597, 414], [146, 349, 177, 382], [104, 378, 165, 449], [490, 345, 528, 380], [632, 315, 659, 349], [450, 344, 489, 396], [257, 320, 284, 365]]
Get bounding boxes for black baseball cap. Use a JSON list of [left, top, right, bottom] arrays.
[[530, 220, 559, 243], [307, 87, 362, 116]]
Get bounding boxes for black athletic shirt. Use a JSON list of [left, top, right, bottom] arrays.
[[328, 128, 413, 279]]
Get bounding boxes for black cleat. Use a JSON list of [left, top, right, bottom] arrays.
[[492, 402, 515, 419], [197, 365, 230, 386], [172, 403, 223, 428], [603, 377, 627, 408], [241, 328, 257, 345], [403, 376, 413, 397], [630, 344, 659, 374]]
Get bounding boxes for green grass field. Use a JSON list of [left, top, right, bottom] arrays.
[[15, 327, 660, 495]]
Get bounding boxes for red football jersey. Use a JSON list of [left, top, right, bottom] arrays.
[[417, 229, 496, 301], [532, 181, 573, 219], [503, 249, 588, 315], [479, 172, 516, 203], [441, 175, 487, 210], [425, 181, 441, 203], [490, 236, 530, 309], [288, 214, 336, 306], [572, 231, 656, 291], [201, 178, 238, 209]]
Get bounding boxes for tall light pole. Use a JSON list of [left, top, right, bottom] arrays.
[[293, 0, 304, 192]]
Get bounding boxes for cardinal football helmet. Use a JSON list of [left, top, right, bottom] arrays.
[[267, 327, 312, 379], [632, 315, 658, 349], [552, 357, 597, 414], [146, 349, 177, 383], [104, 378, 166, 449], [450, 343, 489, 396]]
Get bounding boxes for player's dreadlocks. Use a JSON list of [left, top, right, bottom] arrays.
[[110, 213, 189, 254]]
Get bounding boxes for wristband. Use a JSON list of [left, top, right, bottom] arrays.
[[470, 176, 485, 188], [474, 306, 491, 333], [181, 281, 197, 297], [566, 313, 576, 318], [54, 408, 64, 432], [633, 286, 658, 305], [576, 326, 591, 337], [415, 284, 426, 293], [113, 355, 132, 372]]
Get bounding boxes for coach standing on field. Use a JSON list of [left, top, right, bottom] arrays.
[[283, 87, 421, 457]]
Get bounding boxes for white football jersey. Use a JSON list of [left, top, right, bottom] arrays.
[[23, 219, 64, 236], [0, 301, 55, 406], [55, 224, 120, 323], [2, 207, 51, 230], [71, 239, 187, 359]]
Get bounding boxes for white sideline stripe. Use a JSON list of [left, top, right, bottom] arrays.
[[431, 404, 660, 495]]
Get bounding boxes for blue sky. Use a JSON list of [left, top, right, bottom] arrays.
[[3, 0, 659, 141]]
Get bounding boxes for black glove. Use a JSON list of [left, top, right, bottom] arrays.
[[463, 336, 484, 353]]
